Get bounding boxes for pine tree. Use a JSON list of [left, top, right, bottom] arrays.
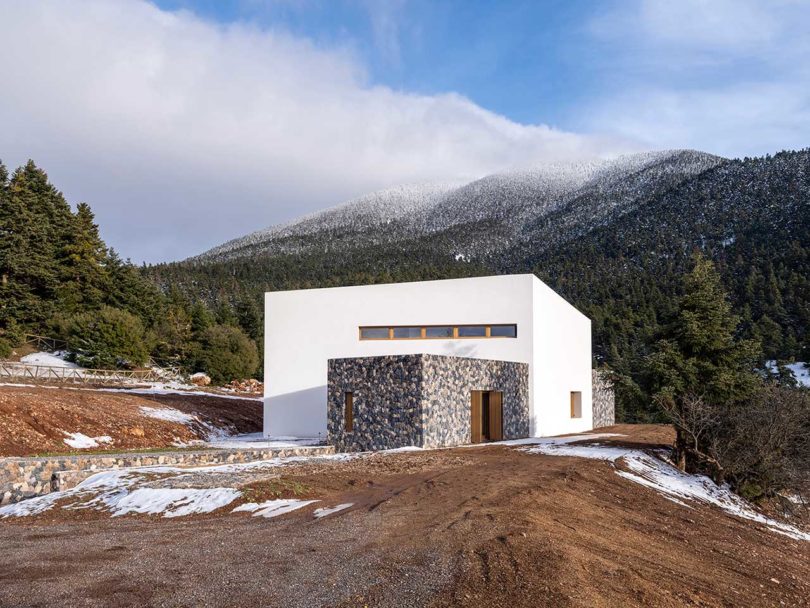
[[58, 202, 109, 312], [0, 161, 70, 329], [235, 295, 262, 341], [649, 253, 761, 476]]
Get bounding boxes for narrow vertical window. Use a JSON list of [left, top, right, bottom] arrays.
[[570, 391, 582, 419], [344, 391, 354, 432]]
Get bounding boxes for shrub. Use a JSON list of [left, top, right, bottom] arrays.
[[0, 337, 12, 359], [189, 324, 258, 384], [658, 385, 810, 500], [62, 306, 149, 368]]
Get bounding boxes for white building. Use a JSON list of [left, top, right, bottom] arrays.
[[264, 274, 594, 441]]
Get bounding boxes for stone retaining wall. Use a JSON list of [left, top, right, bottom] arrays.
[[0, 445, 333, 505], [592, 370, 616, 428]]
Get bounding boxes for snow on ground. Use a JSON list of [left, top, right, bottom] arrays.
[[0, 382, 262, 402], [233, 499, 318, 519], [518, 435, 810, 541], [100, 383, 262, 401], [103, 488, 241, 518], [0, 467, 243, 519], [6, 431, 803, 541], [205, 432, 322, 449], [765, 361, 810, 387], [313, 503, 353, 518], [63, 432, 113, 449], [137, 405, 232, 442], [784, 362, 809, 387], [19, 351, 79, 368], [0, 450, 362, 519], [0, 445, 414, 519], [138, 406, 197, 424]]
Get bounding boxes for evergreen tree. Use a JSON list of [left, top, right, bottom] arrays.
[[189, 324, 259, 383], [63, 306, 149, 369], [190, 301, 215, 335], [235, 295, 262, 341], [57, 202, 109, 312], [649, 253, 761, 475]]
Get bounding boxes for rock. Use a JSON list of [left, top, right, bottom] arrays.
[[190, 373, 211, 386], [224, 378, 263, 394]]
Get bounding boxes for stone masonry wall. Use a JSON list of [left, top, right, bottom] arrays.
[[0, 445, 334, 506], [328, 354, 529, 452], [592, 370, 616, 428], [421, 355, 529, 448], [328, 355, 424, 452]]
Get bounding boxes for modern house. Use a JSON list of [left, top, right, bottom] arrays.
[[264, 274, 607, 451]]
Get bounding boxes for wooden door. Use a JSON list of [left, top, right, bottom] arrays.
[[470, 391, 483, 444], [489, 391, 503, 441]]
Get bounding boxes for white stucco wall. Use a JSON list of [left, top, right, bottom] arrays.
[[263, 274, 592, 439], [530, 279, 593, 436]]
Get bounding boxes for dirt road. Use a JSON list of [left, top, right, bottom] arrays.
[[0, 425, 808, 607]]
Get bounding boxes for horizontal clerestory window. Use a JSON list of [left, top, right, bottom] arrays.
[[359, 324, 517, 340]]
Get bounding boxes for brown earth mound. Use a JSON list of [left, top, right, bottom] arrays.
[[0, 384, 261, 456], [0, 426, 807, 607]]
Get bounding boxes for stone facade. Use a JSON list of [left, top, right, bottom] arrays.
[[592, 370, 616, 428], [328, 354, 529, 451], [0, 445, 333, 506]]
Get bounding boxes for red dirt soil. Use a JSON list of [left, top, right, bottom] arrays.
[[0, 425, 807, 607], [0, 384, 262, 456]]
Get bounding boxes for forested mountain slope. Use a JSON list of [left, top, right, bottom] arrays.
[[151, 149, 809, 419], [192, 150, 722, 263]]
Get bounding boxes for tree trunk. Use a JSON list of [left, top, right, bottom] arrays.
[[674, 429, 687, 471]]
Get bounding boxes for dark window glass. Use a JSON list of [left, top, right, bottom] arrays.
[[425, 326, 453, 338], [359, 327, 389, 340], [393, 326, 421, 338], [457, 325, 486, 337], [489, 324, 517, 338]]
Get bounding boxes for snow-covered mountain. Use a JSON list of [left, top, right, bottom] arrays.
[[191, 150, 725, 263]]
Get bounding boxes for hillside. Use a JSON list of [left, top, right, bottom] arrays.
[[1, 427, 808, 607], [150, 149, 809, 421], [192, 150, 723, 263], [0, 385, 261, 456]]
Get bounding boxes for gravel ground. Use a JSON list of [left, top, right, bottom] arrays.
[[0, 424, 808, 608]]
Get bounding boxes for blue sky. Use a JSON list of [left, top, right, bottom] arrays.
[[1, 0, 808, 262], [154, 0, 600, 126]]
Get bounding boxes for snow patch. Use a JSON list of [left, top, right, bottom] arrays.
[[139, 406, 196, 424], [522, 437, 810, 541], [102, 488, 240, 518], [0, 382, 262, 401], [313, 503, 353, 518], [205, 432, 322, 449], [0, 492, 63, 517], [233, 499, 318, 519], [20, 351, 79, 368], [63, 432, 113, 449], [765, 361, 810, 387], [382, 446, 424, 453], [0, 450, 365, 519]]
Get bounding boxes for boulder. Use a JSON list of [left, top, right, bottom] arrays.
[[190, 372, 211, 387]]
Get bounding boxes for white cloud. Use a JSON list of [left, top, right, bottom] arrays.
[[581, 0, 810, 157], [0, 0, 631, 262]]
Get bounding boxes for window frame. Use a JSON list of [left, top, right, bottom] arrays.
[[358, 324, 517, 341], [570, 391, 582, 419]]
